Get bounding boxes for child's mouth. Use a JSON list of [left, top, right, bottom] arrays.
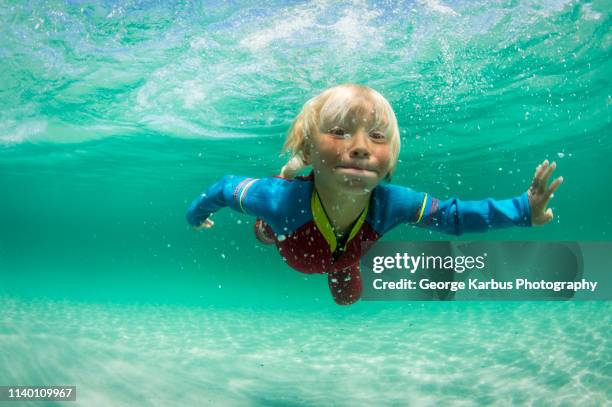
[[336, 165, 377, 175]]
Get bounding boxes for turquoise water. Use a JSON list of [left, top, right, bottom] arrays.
[[1, 0, 610, 405]]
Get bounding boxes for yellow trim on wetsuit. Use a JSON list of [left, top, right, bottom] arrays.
[[311, 189, 369, 254], [415, 193, 428, 224]]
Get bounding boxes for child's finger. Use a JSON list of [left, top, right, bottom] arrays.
[[542, 176, 563, 207], [547, 176, 563, 195], [535, 160, 548, 180], [539, 159, 549, 178], [534, 164, 541, 179], [541, 161, 556, 185]]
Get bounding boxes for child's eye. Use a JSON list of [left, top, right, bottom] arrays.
[[370, 132, 386, 141], [328, 127, 346, 136]]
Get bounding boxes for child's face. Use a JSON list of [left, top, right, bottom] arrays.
[[308, 109, 391, 195]]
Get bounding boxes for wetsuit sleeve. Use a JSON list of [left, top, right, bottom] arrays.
[[381, 184, 532, 236], [186, 175, 283, 227]]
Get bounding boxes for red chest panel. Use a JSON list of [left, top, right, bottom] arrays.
[[276, 221, 380, 274]]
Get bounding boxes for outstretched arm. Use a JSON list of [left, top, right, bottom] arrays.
[[378, 160, 562, 236], [413, 192, 532, 235], [375, 184, 530, 236], [186, 175, 283, 228]]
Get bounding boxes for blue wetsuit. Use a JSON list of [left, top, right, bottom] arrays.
[[187, 172, 532, 304]]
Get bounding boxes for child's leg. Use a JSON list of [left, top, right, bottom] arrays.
[[327, 264, 362, 305], [254, 219, 276, 244], [280, 156, 306, 179]]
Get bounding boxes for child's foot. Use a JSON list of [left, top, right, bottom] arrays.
[[280, 155, 306, 179], [254, 219, 276, 244]]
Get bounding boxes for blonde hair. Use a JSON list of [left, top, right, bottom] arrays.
[[282, 84, 401, 178]]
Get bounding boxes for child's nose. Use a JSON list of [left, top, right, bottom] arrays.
[[348, 129, 370, 158]]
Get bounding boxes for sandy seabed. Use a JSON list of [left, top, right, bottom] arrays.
[[0, 297, 609, 406]]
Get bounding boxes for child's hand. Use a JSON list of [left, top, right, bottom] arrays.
[[195, 218, 214, 230], [528, 159, 563, 225]]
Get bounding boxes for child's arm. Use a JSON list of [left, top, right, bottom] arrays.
[[410, 192, 532, 235], [186, 175, 285, 228], [379, 160, 562, 236]]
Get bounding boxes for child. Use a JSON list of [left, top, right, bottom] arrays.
[[186, 84, 563, 305]]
